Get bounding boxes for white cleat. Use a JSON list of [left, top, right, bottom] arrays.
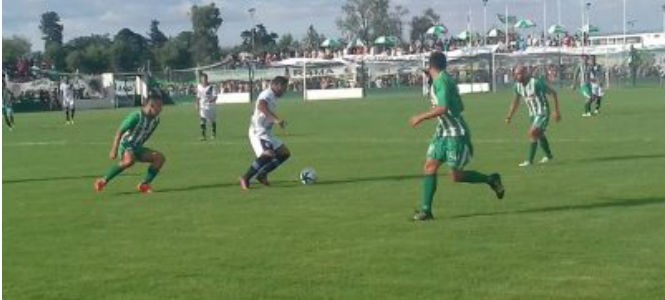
[[518, 161, 532, 167], [593, 109, 600, 115], [539, 157, 552, 164], [582, 113, 592, 117]]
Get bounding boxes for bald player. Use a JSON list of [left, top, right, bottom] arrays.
[[505, 66, 561, 167]]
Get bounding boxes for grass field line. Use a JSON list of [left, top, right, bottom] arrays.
[[2, 137, 656, 147]]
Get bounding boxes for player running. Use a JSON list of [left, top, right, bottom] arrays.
[[195, 73, 218, 140], [506, 66, 561, 167], [60, 78, 76, 125], [239, 76, 291, 190], [572, 55, 594, 117], [94, 91, 165, 193], [409, 52, 504, 221], [589, 55, 604, 114]]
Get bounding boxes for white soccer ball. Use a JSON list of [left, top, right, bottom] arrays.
[[299, 168, 318, 185]]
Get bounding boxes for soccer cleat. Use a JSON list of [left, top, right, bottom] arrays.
[[200, 136, 207, 141], [593, 109, 600, 115], [256, 174, 270, 186], [94, 178, 107, 192], [239, 177, 250, 190], [518, 161, 532, 167], [582, 112, 592, 117], [137, 183, 153, 194], [539, 156, 552, 164], [488, 173, 505, 200], [412, 210, 434, 221]]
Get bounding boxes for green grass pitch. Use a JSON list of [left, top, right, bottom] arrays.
[[3, 86, 664, 300]]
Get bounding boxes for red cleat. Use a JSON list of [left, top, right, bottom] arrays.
[[94, 178, 106, 192], [137, 183, 153, 194], [239, 177, 250, 190]]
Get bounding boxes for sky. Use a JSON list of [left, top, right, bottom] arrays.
[[2, 0, 664, 52]]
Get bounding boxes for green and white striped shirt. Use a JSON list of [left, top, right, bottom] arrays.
[[514, 77, 550, 117], [119, 111, 160, 147], [430, 71, 469, 138]]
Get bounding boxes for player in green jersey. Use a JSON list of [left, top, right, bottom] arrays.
[[94, 91, 165, 193], [506, 66, 561, 167], [409, 52, 504, 221]]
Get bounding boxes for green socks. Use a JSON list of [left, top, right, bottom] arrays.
[[539, 136, 553, 159], [459, 170, 489, 184], [421, 174, 437, 213], [527, 141, 537, 163], [104, 165, 125, 182], [143, 167, 160, 184]]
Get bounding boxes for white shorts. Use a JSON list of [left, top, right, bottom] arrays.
[[199, 109, 216, 122], [249, 127, 283, 157], [63, 101, 75, 110], [591, 83, 604, 97]]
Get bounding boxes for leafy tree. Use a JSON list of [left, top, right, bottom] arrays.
[[336, 0, 402, 44], [302, 25, 325, 51], [39, 11, 63, 48], [156, 31, 194, 70], [40, 11, 66, 70], [2, 36, 32, 73], [240, 24, 279, 54], [111, 28, 149, 72], [190, 3, 223, 65], [410, 8, 441, 49], [149, 20, 168, 48], [276, 33, 296, 53]]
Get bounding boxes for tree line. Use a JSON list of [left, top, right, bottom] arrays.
[[3, 0, 442, 75]]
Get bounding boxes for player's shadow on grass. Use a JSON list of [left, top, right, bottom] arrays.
[[114, 182, 239, 195], [123, 174, 423, 194], [573, 153, 665, 164], [451, 197, 665, 219], [312, 174, 422, 186], [3, 174, 138, 184]]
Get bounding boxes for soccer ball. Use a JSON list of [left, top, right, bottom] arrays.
[[299, 168, 318, 185]]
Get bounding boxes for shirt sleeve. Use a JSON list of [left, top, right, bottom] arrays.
[[118, 111, 140, 133], [433, 79, 448, 107]]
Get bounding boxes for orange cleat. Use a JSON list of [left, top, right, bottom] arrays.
[[137, 183, 153, 194], [94, 178, 107, 192]]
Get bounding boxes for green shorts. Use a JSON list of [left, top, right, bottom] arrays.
[[530, 115, 550, 132], [118, 142, 152, 159], [580, 83, 592, 100], [426, 136, 473, 170]]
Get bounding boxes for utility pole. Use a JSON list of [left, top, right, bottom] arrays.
[[483, 0, 489, 46]]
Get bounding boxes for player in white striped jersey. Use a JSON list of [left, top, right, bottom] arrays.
[[60, 78, 76, 125], [195, 73, 217, 140], [506, 66, 561, 167], [239, 76, 290, 190]]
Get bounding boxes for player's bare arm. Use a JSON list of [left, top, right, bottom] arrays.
[[109, 130, 123, 160], [257, 99, 286, 128], [410, 105, 447, 128], [505, 94, 521, 124]]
